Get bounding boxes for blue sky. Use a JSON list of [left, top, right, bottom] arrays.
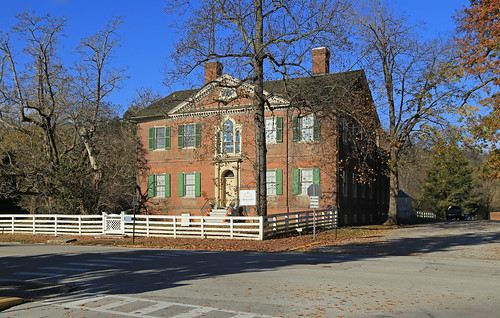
[[0, 0, 469, 115]]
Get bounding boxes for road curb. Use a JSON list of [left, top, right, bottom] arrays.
[[0, 297, 24, 311]]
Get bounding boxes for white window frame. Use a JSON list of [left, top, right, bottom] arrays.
[[217, 118, 241, 155], [154, 127, 165, 150], [300, 115, 314, 141], [266, 169, 277, 195], [184, 123, 196, 148], [300, 168, 314, 195], [265, 117, 277, 143], [184, 172, 196, 197], [154, 174, 166, 198]]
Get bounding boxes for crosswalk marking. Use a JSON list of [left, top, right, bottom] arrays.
[[45, 293, 277, 318], [169, 306, 214, 318]]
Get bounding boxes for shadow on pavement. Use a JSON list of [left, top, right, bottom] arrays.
[[0, 220, 498, 301]]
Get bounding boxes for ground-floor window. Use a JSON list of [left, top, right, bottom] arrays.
[[266, 169, 283, 195], [148, 173, 170, 198], [292, 168, 320, 194], [178, 172, 201, 197]]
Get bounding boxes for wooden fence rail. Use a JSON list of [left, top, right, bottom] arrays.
[[0, 210, 337, 241]]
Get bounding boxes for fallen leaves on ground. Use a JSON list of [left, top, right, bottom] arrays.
[[0, 225, 399, 253]]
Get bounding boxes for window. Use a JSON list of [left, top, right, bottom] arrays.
[[266, 169, 283, 195], [342, 119, 348, 144], [177, 172, 201, 197], [148, 126, 170, 150], [342, 170, 348, 196], [292, 168, 320, 195], [217, 119, 241, 155], [220, 88, 237, 100], [352, 172, 358, 198], [178, 123, 201, 148], [293, 114, 319, 141], [265, 117, 283, 143], [148, 174, 170, 198]]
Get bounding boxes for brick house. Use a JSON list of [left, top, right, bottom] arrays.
[[133, 48, 389, 225]]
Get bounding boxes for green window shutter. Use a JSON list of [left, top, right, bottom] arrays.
[[292, 117, 299, 141], [148, 174, 155, 197], [165, 173, 171, 197], [195, 172, 201, 197], [165, 126, 171, 150], [177, 125, 184, 148], [292, 169, 300, 194], [177, 173, 184, 197], [148, 128, 154, 150], [313, 115, 320, 141], [276, 169, 283, 195], [195, 123, 201, 148], [313, 168, 320, 185], [276, 117, 283, 143]]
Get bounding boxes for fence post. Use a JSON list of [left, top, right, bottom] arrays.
[[78, 215, 82, 235], [259, 216, 265, 240], [146, 215, 150, 237], [102, 212, 106, 234], [173, 216, 177, 238], [201, 216, 205, 239], [32, 215, 36, 234], [230, 217, 234, 239], [54, 216, 58, 236], [285, 215, 289, 231], [11, 215, 14, 234]]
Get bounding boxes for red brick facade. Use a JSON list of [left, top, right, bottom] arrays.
[[134, 49, 388, 224]]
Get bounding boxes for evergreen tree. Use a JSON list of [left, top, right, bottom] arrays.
[[420, 144, 481, 218]]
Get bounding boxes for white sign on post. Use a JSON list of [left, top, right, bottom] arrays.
[[309, 196, 320, 209], [239, 190, 256, 206]]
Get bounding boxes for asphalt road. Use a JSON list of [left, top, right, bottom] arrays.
[[0, 220, 499, 317]]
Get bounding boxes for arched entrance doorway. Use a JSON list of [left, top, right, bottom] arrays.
[[221, 170, 237, 207]]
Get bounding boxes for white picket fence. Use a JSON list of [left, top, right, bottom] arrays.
[[0, 210, 337, 241]]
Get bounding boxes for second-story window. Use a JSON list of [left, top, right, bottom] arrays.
[[293, 114, 320, 141], [178, 123, 201, 148], [265, 117, 283, 143], [217, 118, 241, 155]]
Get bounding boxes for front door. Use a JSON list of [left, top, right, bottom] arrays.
[[221, 170, 237, 207]]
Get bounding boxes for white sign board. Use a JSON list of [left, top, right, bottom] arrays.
[[309, 196, 320, 209], [239, 190, 256, 206]]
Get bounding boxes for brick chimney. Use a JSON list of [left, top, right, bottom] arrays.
[[312, 47, 330, 75], [205, 61, 223, 84]]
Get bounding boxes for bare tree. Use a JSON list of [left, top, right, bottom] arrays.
[[351, 0, 459, 224], [0, 12, 128, 214], [73, 17, 127, 211], [0, 12, 68, 167], [165, 0, 350, 216]]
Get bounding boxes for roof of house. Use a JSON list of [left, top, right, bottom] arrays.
[[132, 69, 372, 121]]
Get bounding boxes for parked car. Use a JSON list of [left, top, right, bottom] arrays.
[[446, 206, 465, 220]]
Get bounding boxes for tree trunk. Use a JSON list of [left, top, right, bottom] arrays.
[[385, 146, 399, 225], [253, 0, 267, 216]]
